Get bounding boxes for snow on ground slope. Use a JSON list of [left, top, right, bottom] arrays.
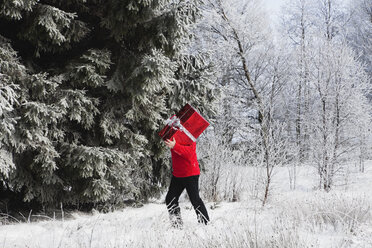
[[1, 162, 372, 248]]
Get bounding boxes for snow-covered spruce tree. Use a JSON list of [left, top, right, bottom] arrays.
[[0, 0, 215, 210], [0, 36, 21, 192]]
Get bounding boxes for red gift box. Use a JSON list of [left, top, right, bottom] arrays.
[[159, 104, 209, 144]]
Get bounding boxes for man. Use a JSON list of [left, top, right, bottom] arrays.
[[164, 137, 210, 227]]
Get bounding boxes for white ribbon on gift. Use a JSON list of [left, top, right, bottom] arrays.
[[165, 115, 196, 142]]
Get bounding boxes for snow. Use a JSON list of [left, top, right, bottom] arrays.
[[1, 162, 372, 247]]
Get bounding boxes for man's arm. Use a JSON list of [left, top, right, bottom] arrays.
[[164, 138, 195, 160]]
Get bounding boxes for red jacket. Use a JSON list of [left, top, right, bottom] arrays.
[[171, 142, 200, 177]]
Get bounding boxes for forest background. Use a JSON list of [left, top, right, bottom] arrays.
[[0, 0, 371, 214]]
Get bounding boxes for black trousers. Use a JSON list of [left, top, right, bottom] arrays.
[[165, 175, 209, 225]]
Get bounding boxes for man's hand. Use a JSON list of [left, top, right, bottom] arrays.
[[165, 137, 176, 149]]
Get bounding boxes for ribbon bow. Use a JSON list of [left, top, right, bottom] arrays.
[[165, 115, 196, 142]]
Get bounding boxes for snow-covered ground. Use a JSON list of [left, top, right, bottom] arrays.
[[1, 162, 372, 248]]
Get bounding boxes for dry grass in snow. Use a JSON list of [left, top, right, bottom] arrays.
[[1, 162, 372, 248]]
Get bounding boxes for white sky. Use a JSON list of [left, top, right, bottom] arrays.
[[263, 0, 286, 24]]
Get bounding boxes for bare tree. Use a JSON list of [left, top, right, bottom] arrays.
[[280, 0, 372, 191], [346, 0, 372, 77], [280, 0, 315, 189], [308, 38, 371, 190], [199, 0, 289, 205]]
